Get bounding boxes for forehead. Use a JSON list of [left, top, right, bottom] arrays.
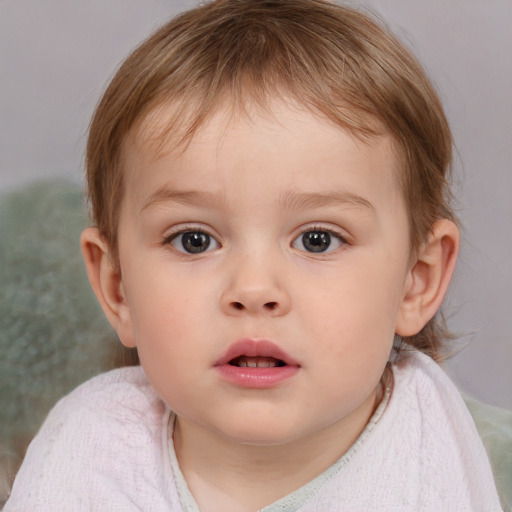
[[132, 94, 395, 154], [120, 99, 403, 212], [130, 89, 390, 155]]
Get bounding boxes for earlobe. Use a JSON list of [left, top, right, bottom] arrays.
[[396, 219, 460, 337], [80, 227, 137, 348]]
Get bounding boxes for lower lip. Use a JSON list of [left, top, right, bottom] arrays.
[[215, 364, 299, 389]]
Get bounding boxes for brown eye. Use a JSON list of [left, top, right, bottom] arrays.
[[292, 229, 344, 253], [170, 231, 219, 254], [302, 231, 331, 252]]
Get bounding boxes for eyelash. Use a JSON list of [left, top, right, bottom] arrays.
[[293, 225, 348, 253], [162, 226, 211, 245]]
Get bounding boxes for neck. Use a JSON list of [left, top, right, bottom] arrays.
[[173, 389, 380, 512]]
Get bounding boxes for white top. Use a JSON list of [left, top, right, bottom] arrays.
[[4, 350, 503, 511]]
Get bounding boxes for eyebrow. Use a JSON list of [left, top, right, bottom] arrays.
[[279, 191, 374, 211], [140, 187, 223, 213]]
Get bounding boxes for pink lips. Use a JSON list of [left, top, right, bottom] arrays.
[[214, 338, 300, 389]]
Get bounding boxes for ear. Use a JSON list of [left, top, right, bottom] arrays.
[[396, 219, 460, 337], [80, 227, 137, 348]]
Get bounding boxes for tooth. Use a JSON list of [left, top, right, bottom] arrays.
[[247, 360, 257, 368], [239, 361, 247, 367], [258, 361, 270, 368]]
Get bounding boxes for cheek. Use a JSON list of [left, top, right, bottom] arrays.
[[128, 286, 195, 345], [121, 270, 209, 405], [334, 263, 404, 314], [121, 257, 221, 361], [300, 257, 406, 349]]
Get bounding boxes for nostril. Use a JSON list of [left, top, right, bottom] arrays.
[[229, 301, 278, 311]]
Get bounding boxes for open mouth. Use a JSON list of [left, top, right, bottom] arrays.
[[216, 339, 299, 387], [215, 338, 300, 370], [229, 356, 287, 368]]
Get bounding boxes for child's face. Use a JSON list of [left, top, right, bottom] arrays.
[[115, 100, 413, 447]]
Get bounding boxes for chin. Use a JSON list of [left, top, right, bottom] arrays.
[[215, 418, 311, 448]]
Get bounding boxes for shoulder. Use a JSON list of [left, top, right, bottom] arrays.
[[392, 348, 447, 382], [61, 364, 156, 403], [52, 365, 164, 419], [391, 349, 465, 409], [388, 349, 481, 443], [5, 367, 178, 511], [35, 366, 167, 442], [384, 350, 502, 508]]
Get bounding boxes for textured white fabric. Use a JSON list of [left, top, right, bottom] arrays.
[[4, 351, 502, 511]]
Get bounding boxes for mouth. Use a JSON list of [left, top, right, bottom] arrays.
[[215, 339, 300, 388], [215, 338, 299, 368]]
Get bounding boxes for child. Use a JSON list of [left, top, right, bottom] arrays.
[[4, 0, 503, 510]]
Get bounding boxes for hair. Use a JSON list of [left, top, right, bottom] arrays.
[[86, 0, 457, 361]]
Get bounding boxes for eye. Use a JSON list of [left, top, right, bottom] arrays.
[[167, 230, 220, 254], [292, 229, 345, 253]]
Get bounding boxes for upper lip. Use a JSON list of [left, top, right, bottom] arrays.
[[215, 338, 300, 367]]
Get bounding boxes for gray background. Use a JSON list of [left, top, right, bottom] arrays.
[[1, 0, 511, 409]]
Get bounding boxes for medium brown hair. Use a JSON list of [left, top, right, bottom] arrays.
[[86, 0, 456, 359]]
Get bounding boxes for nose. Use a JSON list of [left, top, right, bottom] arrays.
[[220, 256, 292, 317]]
